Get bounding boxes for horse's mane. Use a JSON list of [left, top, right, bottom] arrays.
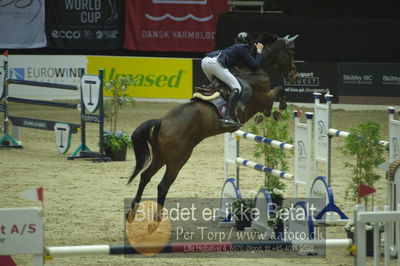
[[255, 32, 278, 45], [238, 32, 281, 74]]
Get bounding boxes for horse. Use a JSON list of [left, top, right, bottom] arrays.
[[126, 32, 299, 223]]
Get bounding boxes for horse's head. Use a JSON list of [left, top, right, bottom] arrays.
[[257, 32, 298, 84]]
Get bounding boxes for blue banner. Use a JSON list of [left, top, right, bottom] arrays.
[[339, 63, 400, 97]]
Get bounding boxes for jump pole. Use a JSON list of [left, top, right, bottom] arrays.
[[225, 110, 313, 199], [45, 239, 352, 257], [313, 92, 390, 185], [7, 204, 400, 265], [221, 111, 313, 231]]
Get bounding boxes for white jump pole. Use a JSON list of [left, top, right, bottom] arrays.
[[46, 245, 110, 257], [45, 239, 353, 257]]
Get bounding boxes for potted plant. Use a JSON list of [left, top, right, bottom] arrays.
[[247, 109, 292, 183], [265, 178, 286, 209], [232, 197, 256, 230], [103, 76, 136, 161], [103, 130, 131, 161], [340, 121, 386, 255], [247, 109, 290, 208], [344, 220, 383, 256], [268, 207, 287, 241], [340, 122, 385, 207]]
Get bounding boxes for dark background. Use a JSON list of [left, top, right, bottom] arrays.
[[215, 13, 400, 63], [3, 0, 399, 63], [2, 0, 399, 103]]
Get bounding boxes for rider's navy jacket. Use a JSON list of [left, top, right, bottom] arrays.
[[206, 43, 263, 71]]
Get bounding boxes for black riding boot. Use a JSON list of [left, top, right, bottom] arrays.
[[221, 89, 240, 127]]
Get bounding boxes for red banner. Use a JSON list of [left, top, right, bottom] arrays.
[[124, 0, 228, 52]]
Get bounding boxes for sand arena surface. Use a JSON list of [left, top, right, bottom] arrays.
[[0, 100, 392, 265]]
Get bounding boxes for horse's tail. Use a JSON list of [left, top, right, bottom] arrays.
[[128, 119, 162, 185]]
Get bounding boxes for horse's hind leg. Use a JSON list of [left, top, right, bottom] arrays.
[[154, 151, 192, 220], [157, 167, 180, 209], [127, 159, 164, 222], [146, 161, 188, 234]]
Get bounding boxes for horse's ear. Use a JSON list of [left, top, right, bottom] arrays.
[[287, 34, 299, 42], [283, 34, 299, 43], [283, 34, 299, 48]]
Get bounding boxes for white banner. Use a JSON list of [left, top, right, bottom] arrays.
[[0, 0, 47, 48], [0, 208, 44, 255], [7, 55, 87, 100]]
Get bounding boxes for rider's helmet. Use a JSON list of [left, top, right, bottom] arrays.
[[235, 32, 251, 45]]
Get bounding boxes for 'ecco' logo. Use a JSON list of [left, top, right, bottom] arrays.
[[52, 30, 81, 39]]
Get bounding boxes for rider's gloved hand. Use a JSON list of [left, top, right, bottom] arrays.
[[256, 43, 264, 53]]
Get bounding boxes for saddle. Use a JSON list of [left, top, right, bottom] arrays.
[[192, 78, 252, 122], [193, 79, 229, 100]]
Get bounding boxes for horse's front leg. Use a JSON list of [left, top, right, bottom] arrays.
[[268, 85, 287, 121]]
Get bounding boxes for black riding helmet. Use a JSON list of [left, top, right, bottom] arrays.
[[235, 32, 252, 45]]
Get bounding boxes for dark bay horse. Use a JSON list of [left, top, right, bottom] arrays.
[[127, 33, 298, 222]]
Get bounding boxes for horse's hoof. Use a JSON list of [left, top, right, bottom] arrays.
[[254, 114, 265, 124], [126, 210, 135, 223], [279, 102, 288, 110], [273, 111, 282, 121], [147, 222, 159, 234]]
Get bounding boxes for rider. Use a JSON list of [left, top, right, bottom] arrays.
[[201, 32, 264, 127]]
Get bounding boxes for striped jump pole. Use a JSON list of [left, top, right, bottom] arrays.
[[314, 92, 390, 186], [313, 93, 400, 223], [328, 128, 389, 147], [221, 111, 313, 228], [46, 239, 352, 257], [224, 110, 313, 199], [236, 157, 294, 180], [235, 130, 294, 151]]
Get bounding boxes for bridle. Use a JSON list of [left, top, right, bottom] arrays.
[[263, 39, 293, 76], [233, 38, 296, 80]]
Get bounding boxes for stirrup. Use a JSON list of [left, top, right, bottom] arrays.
[[220, 118, 239, 128]]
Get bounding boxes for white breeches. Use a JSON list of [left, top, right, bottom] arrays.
[[201, 56, 242, 93]]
